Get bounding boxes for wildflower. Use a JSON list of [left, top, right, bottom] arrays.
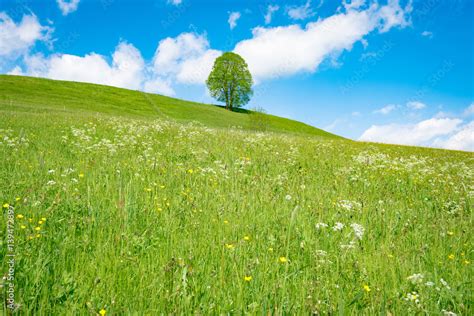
[[187, 169, 194, 174], [225, 244, 234, 249], [440, 278, 451, 289], [41, 217, 46, 221], [243, 236, 251, 241], [404, 292, 419, 303], [244, 275, 252, 282], [99, 309, 106, 316], [407, 273, 424, 284], [268, 247, 274, 252], [46, 180, 56, 186], [15, 197, 20, 202], [425, 281, 435, 287], [16, 214, 24, 219], [223, 220, 229, 224], [160, 185, 165, 189], [285, 195, 292, 201], [448, 254, 455, 260], [447, 231, 454, 236], [35, 227, 41, 231], [464, 260, 470, 265], [332, 222, 344, 231], [48, 169, 55, 174], [315, 222, 328, 230], [145, 188, 152, 192], [79, 173, 84, 178], [3, 203, 9, 208], [38, 220, 44, 225], [20, 225, 26, 229], [36, 234, 41, 238], [442, 310, 457, 316], [279, 256, 288, 263], [363, 284, 371, 292], [350, 223, 365, 240]]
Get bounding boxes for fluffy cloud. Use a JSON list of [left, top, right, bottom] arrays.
[[15, 42, 145, 90], [151, 32, 221, 85], [463, 103, 474, 117], [264, 5, 280, 24], [0, 12, 51, 58], [359, 118, 463, 146], [406, 101, 426, 110], [228, 12, 241, 30], [432, 121, 474, 151], [421, 30, 433, 38], [234, 0, 412, 81], [374, 104, 397, 114], [167, 0, 182, 5], [56, 0, 81, 16], [287, 0, 315, 20]]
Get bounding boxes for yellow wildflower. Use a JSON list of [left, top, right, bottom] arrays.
[[15, 197, 21, 202], [223, 220, 229, 224], [243, 236, 251, 241], [448, 254, 455, 260], [268, 247, 274, 252], [244, 275, 252, 282], [225, 243, 234, 249], [16, 214, 24, 219], [41, 217, 46, 221], [279, 256, 288, 263], [38, 220, 44, 225], [363, 285, 371, 292], [36, 234, 41, 238], [187, 169, 194, 174], [464, 260, 470, 265], [99, 309, 106, 316], [35, 226, 41, 231], [79, 173, 84, 178], [20, 225, 26, 229], [3, 203, 9, 208], [447, 231, 454, 236]]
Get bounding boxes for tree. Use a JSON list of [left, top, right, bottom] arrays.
[[206, 52, 253, 111]]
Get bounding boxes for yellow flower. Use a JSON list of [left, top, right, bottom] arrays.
[[15, 197, 21, 202], [448, 254, 455, 260], [244, 275, 252, 282], [36, 234, 41, 238], [20, 225, 26, 229], [3, 203, 9, 208], [28, 218, 33, 222], [223, 220, 229, 224], [35, 226, 41, 231], [187, 169, 194, 174], [464, 260, 470, 265], [447, 231, 454, 236], [387, 254, 394, 258], [363, 285, 371, 292], [38, 220, 44, 225], [79, 173, 84, 178], [41, 217, 46, 221], [279, 256, 288, 263], [99, 309, 106, 316], [268, 247, 274, 252], [160, 185, 165, 189], [225, 243, 235, 249], [145, 188, 152, 192], [16, 214, 24, 219], [157, 207, 163, 212], [243, 236, 251, 241]]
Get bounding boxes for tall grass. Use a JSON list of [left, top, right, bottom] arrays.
[[1, 105, 472, 314]]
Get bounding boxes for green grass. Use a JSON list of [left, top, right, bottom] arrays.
[[0, 75, 472, 315]]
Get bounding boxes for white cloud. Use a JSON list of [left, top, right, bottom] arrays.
[[264, 5, 280, 24], [143, 78, 175, 96], [374, 104, 397, 114], [433, 121, 474, 151], [287, 0, 315, 21], [463, 103, 474, 117], [343, 0, 366, 11], [406, 101, 426, 110], [56, 0, 80, 16], [234, 0, 413, 81], [152, 32, 221, 85], [228, 12, 241, 30], [421, 30, 433, 38], [0, 13, 51, 58], [167, 0, 182, 5], [359, 118, 463, 147], [15, 42, 146, 90]]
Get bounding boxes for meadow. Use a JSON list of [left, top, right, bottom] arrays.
[[1, 76, 473, 315]]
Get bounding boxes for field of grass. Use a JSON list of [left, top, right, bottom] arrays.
[[1, 76, 473, 314]]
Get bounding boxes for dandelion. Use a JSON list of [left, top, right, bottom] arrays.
[[36, 234, 41, 238], [225, 243, 234, 249], [38, 220, 44, 225], [447, 231, 454, 236], [3, 203, 9, 208], [187, 169, 194, 174], [448, 254, 455, 260], [464, 260, 470, 265], [145, 188, 152, 192], [244, 275, 252, 282], [15, 197, 21, 201], [332, 222, 344, 231], [279, 256, 288, 263], [79, 173, 84, 178], [363, 284, 371, 292], [223, 220, 229, 224], [41, 217, 46, 221], [20, 225, 26, 229], [35, 226, 41, 231], [243, 236, 251, 241], [16, 214, 24, 219], [99, 309, 106, 316]]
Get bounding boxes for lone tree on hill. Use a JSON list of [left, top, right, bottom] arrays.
[[206, 52, 253, 111]]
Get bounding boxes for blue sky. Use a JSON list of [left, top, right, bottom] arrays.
[[1, 0, 473, 150]]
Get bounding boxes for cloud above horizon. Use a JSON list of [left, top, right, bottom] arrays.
[[56, 0, 81, 16]]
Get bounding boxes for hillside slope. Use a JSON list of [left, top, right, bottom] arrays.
[[0, 75, 340, 139]]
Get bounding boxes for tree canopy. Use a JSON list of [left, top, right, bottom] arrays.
[[206, 52, 253, 111]]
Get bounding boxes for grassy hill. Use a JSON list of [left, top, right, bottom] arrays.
[[0, 75, 472, 315], [0, 75, 340, 139]]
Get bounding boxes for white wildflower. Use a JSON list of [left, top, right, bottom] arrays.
[[442, 310, 457, 316], [46, 180, 56, 186], [350, 223, 365, 240], [407, 273, 424, 284], [285, 195, 292, 201], [315, 222, 328, 230], [333, 222, 344, 231], [425, 281, 435, 287], [440, 278, 451, 290]]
